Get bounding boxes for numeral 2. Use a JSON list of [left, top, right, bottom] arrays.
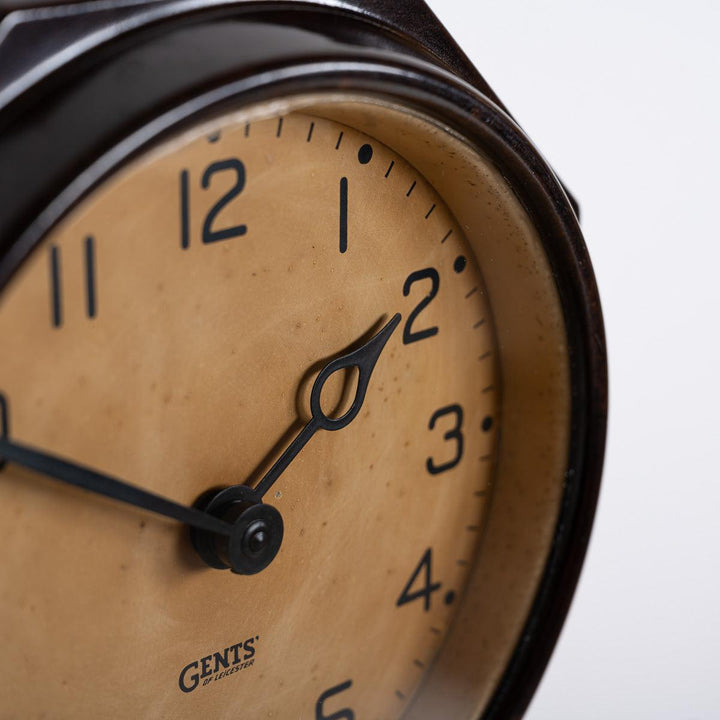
[[316, 680, 355, 720], [180, 158, 247, 248], [402, 268, 439, 344]]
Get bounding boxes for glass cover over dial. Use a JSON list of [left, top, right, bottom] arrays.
[[0, 107, 504, 717]]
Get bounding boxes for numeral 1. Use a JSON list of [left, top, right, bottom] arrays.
[[0, 393, 8, 469], [49, 245, 61, 327], [339, 177, 348, 253], [85, 236, 97, 318]]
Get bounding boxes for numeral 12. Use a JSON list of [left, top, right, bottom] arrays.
[[180, 158, 248, 249]]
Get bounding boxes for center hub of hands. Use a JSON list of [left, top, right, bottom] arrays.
[[191, 486, 284, 575]]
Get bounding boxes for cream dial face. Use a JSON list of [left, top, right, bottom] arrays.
[[0, 108, 499, 717]]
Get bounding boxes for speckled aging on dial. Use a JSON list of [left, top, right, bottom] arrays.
[[0, 110, 498, 718]]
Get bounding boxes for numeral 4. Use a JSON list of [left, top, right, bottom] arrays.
[[396, 548, 442, 612]]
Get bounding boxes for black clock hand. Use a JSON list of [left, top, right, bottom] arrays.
[[251, 312, 401, 499], [0, 313, 399, 575], [0, 437, 233, 537]]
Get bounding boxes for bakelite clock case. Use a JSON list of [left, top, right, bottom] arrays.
[[0, 2, 607, 718]]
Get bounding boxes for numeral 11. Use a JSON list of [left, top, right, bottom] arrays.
[[48, 236, 97, 328]]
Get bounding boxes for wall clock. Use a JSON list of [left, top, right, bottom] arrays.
[[0, 1, 607, 717]]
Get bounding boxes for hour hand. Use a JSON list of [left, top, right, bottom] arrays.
[[250, 312, 401, 499]]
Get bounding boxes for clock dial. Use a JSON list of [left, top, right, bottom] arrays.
[[0, 109, 500, 717]]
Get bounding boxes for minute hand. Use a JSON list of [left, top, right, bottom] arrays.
[[0, 437, 232, 537], [252, 312, 401, 500]]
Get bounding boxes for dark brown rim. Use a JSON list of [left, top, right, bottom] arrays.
[[0, 13, 606, 718]]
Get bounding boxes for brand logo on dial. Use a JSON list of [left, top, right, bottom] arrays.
[[178, 636, 258, 693]]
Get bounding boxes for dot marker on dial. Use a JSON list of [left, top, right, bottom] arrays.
[[358, 143, 373, 164]]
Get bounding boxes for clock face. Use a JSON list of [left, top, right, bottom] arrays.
[[0, 95, 575, 718]]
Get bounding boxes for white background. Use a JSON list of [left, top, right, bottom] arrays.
[[426, 2, 720, 718]]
